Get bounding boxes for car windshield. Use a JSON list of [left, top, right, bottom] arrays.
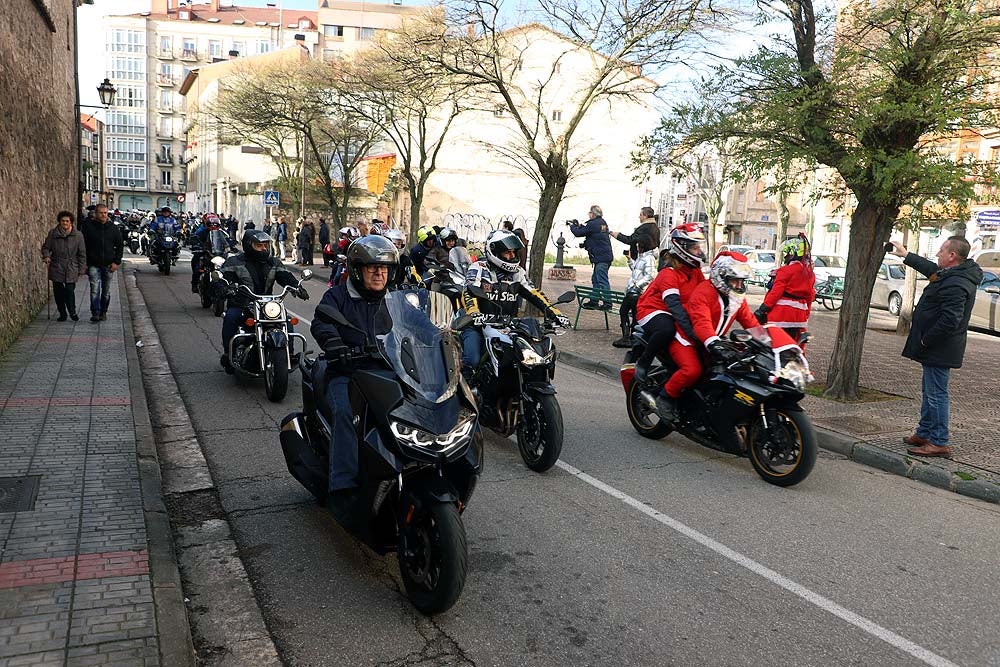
[[379, 289, 460, 404], [756, 252, 775, 263], [814, 256, 847, 268]]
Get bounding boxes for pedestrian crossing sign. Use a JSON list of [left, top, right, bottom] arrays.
[[263, 190, 280, 206]]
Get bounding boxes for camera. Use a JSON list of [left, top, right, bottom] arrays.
[[567, 219, 579, 226], [883, 242, 894, 253]]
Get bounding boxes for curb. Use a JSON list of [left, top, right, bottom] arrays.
[[119, 271, 198, 667], [125, 267, 282, 665], [557, 350, 1000, 506]]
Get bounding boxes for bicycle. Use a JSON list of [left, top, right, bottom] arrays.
[[815, 276, 844, 311]]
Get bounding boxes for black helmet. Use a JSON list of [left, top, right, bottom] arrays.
[[347, 235, 399, 300], [242, 229, 273, 262]]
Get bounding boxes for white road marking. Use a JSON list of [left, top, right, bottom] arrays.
[[288, 310, 311, 326], [554, 460, 960, 667]]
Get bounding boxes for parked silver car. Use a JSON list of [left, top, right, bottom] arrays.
[[871, 260, 927, 315], [971, 270, 1000, 333]]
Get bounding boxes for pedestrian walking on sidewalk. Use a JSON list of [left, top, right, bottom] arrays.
[[299, 218, 316, 265], [41, 211, 87, 322], [889, 237, 982, 458], [570, 205, 614, 309], [79, 204, 124, 322], [277, 217, 288, 260]]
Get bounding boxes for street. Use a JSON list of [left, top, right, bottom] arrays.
[[131, 256, 1000, 667]]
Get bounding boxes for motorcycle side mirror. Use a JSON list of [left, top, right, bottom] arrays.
[[554, 290, 575, 305], [211, 256, 226, 269], [301, 270, 313, 281], [730, 329, 752, 343]]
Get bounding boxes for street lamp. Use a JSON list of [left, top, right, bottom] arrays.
[[97, 78, 116, 107], [78, 79, 118, 212]]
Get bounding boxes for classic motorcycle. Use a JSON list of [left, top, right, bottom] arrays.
[[196, 230, 233, 316], [621, 326, 817, 487], [126, 221, 142, 255], [279, 289, 482, 615], [213, 262, 312, 402], [459, 285, 575, 472], [151, 231, 180, 275]]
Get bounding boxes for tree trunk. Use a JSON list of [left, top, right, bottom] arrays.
[[528, 178, 567, 288], [896, 227, 915, 336], [776, 189, 790, 249], [408, 177, 425, 243], [823, 202, 898, 400]]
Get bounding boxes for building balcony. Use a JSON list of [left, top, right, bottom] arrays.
[[156, 48, 175, 60], [157, 104, 175, 114], [156, 75, 176, 87], [155, 154, 174, 165], [180, 49, 199, 61], [155, 130, 174, 140]]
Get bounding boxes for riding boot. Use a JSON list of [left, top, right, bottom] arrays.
[[612, 325, 632, 349], [633, 345, 656, 384]]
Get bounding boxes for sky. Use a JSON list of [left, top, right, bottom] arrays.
[[77, 0, 318, 107]]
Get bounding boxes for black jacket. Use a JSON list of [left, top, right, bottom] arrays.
[[570, 216, 614, 264], [80, 220, 124, 268], [220, 254, 298, 309], [311, 282, 392, 379], [902, 253, 982, 369], [410, 241, 432, 276], [615, 221, 660, 260]]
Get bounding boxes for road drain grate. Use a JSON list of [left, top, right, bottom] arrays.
[[0, 476, 41, 514]]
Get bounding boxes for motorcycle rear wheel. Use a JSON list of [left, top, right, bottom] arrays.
[[516, 394, 563, 472], [162, 261, 170, 276], [264, 348, 289, 402], [747, 407, 816, 487], [625, 380, 672, 439], [398, 502, 468, 615]]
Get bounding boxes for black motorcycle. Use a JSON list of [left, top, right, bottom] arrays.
[[126, 221, 142, 255], [150, 230, 180, 275], [460, 285, 575, 472], [196, 231, 233, 316], [421, 258, 465, 308], [213, 269, 312, 401], [279, 289, 482, 615], [620, 326, 817, 486]]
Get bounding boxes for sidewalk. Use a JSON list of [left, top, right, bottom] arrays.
[[0, 274, 192, 665], [541, 262, 1000, 503]]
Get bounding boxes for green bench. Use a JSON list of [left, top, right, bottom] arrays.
[[572, 285, 627, 330]]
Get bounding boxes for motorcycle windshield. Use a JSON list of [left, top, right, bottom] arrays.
[[380, 290, 460, 404], [208, 230, 228, 255]]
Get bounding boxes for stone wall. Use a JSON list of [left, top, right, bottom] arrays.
[[0, 0, 79, 352]]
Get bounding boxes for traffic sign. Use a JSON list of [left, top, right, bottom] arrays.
[[176, 194, 186, 203], [263, 190, 280, 206]]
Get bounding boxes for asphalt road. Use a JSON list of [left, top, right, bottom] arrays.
[[133, 256, 1000, 667]]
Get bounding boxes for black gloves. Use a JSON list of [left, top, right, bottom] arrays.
[[707, 340, 740, 365], [753, 305, 770, 324], [295, 286, 309, 300], [324, 344, 353, 373]]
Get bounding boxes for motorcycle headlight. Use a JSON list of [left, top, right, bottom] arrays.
[[776, 361, 807, 392], [164, 236, 174, 242], [261, 301, 283, 319], [390, 410, 475, 456], [515, 337, 554, 366]]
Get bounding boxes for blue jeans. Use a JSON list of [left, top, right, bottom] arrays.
[[326, 376, 358, 490], [87, 266, 112, 316], [592, 262, 611, 300], [460, 328, 484, 372], [916, 365, 951, 446]]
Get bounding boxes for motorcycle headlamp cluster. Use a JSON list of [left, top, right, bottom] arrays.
[[515, 337, 554, 366], [390, 410, 476, 455], [775, 361, 808, 392], [164, 236, 174, 243], [261, 301, 283, 320]]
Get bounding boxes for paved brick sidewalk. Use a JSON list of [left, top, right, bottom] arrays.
[[540, 262, 1000, 491], [0, 275, 178, 666]]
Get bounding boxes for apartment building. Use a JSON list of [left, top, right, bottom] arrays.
[[102, 0, 319, 211], [80, 115, 107, 209]]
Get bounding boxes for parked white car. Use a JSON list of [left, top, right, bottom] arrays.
[[971, 269, 1000, 333], [812, 254, 848, 285], [870, 259, 927, 315], [744, 249, 777, 285]]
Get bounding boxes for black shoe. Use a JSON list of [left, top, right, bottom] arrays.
[[90, 315, 100, 323], [325, 488, 363, 532], [612, 336, 634, 348], [220, 354, 234, 374], [581, 298, 598, 309], [57, 313, 68, 322], [191, 284, 199, 294], [655, 393, 678, 422], [99, 313, 107, 321], [597, 300, 613, 310], [69, 312, 79, 322]]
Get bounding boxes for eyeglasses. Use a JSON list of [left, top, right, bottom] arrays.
[[363, 265, 389, 274]]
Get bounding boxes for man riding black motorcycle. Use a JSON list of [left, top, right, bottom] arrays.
[[190, 213, 230, 293], [218, 230, 307, 372], [459, 230, 570, 381], [310, 236, 398, 511]]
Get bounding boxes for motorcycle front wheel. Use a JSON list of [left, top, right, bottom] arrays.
[[398, 501, 468, 615], [214, 298, 225, 317], [264, 347, 289, 402], [199, 284, 212, 308], [162, 261, 170, 276], [625, 379, 672, 440], [747, 406, 816, 487], [516, 393, 563, 472]]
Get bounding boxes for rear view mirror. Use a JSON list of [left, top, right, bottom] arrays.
[[301, 270, 313, 281], [986, 286, 1000, 295], [554, 291, 575, 305], [730, 329, 752, 343]]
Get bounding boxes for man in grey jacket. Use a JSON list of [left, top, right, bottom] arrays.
[[888, 236, 982, 458]]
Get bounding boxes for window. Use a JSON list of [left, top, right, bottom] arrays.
[[551, 110, 562, 121], [161, 171, 172, 186], [114, 85, 146, 108], [107, 163, 147, 189], [324, 24, 345, 39], [159, 35, 172, 53], [493, 107, 504, 117], [106, 111, 146, 136], [358, 27, 376, 40], [299, 18, 312, 30], [160, 144, 172, 160], [157, 62, 173, 84], [209, 40, 222, 59], [256, 40, 271, 54], [106, 137, 147, 161], [322, 49, 340, 62], [159, 118, 173, 137], [231, 40, 245, 56], [182, 37, 196, 58], [107, 29, 145, 53], [107, 56, 145, 81], [159, 90, 172, 110]]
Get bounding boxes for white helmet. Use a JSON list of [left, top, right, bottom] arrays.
[[484, 229, 523, 274], [710, 253, 752, 296], [383, 228, 405, 247]]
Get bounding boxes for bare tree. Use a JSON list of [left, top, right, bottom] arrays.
[[416, 0, 715, 286]]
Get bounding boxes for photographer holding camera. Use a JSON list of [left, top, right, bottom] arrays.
[[570, 205, 614, 309]]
